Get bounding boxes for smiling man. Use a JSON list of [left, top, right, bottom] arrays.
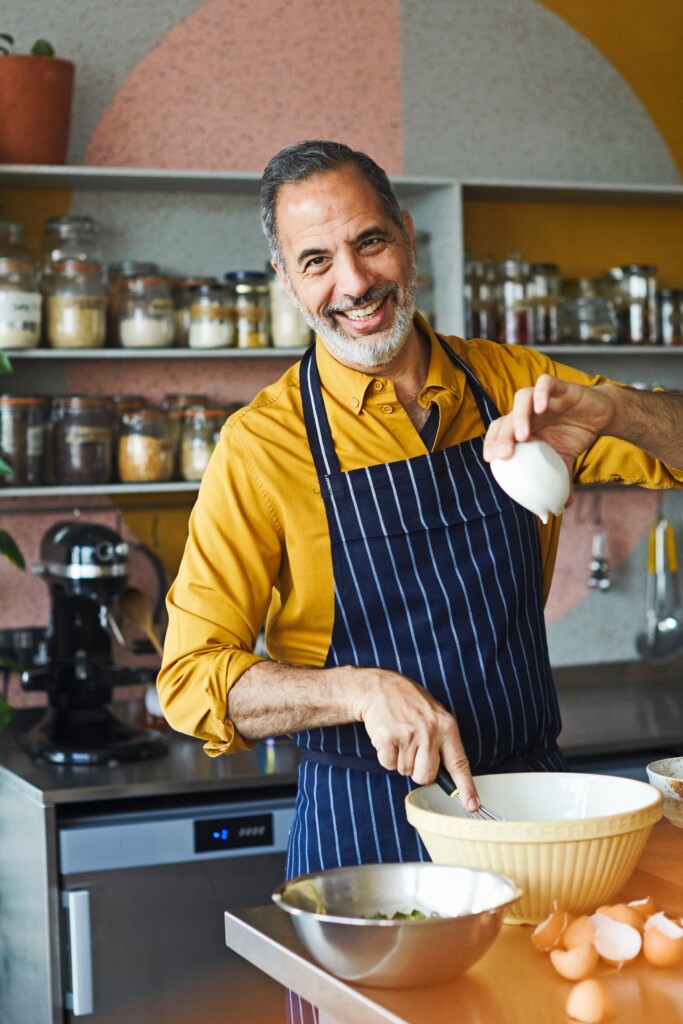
[[159, 140, 683, 882]]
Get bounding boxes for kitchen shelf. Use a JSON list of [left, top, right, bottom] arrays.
[[0, 482, 198, 499], [3, 346, 308, 360], [462, 179, 683, 207]]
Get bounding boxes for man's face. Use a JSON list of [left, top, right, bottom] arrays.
[[272, 167, 418, 370]]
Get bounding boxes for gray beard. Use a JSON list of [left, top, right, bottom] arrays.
[[285, 265, 418, 369]]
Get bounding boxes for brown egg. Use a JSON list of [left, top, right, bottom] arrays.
[[627, 896, 659, 919], [565, 978, 615, 1023], [530, 906, 573, 951], [642, 913, 683, 967], [549, 941, 599, 980]]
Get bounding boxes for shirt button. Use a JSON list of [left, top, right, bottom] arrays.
[[351, 397, 360, 408], [382, 404, 393, 414], [373, 380, 384, 391]]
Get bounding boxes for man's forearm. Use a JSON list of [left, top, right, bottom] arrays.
[[227, 660, 363, 740], [603, 385, 683, 468]]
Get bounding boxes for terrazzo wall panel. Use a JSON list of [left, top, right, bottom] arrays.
[[2, 0, 682, 701]]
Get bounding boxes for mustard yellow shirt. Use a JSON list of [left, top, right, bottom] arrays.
[[158, 317, 682, 755]]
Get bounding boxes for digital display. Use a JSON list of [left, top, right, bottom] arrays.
[[194, 812, 274, 853]]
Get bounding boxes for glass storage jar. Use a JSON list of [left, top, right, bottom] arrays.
[[110, 394, 148, 479], [118, 407, 174, 483], [162, 392, 209, 476], [495, 254, 531, 345], [0, 220, 31, 260], [171, 277, 218, 347], [43, 259, 107, 349], [179, 407, 226, 481], [116, 274, 175, 348], [559, 277, 617, 344], [414, 230, 435, 327], [41, 215, 102, 272], [527, 263, 561, 345], [267, 268, 312, 348], [188, 283, 235, 349], [0, 257, 42, 350], [0, 395, 48, 486], [657, 289, 683, 347], [615, 264, 659, 345], [225, 271, 270, 349], [51, 396, 113, 486], [107, 261, 159, 344], [463, 256, 497, 341]]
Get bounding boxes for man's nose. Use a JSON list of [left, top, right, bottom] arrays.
[[335, 252, 373, 298]]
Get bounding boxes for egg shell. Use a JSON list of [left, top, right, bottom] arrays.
[[642, 913, 683, 966], [530, 906, 573, 951], [596, 904, 645, 931], [627, 896, 659, 919], [549, 941, 599, 981], [563, 916, 598, 950], [566, 979, 615, 1023], [592, 918, 642, 966], [489, 440, 571, 524]]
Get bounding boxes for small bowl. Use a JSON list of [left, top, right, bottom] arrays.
[[646, 757, 683, 828], [272, 862, 521, 988], [405, 772, 662, 925]]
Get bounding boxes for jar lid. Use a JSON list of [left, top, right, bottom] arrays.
[[0, 256, 34, 271], [121, 406, 167, 422], [171, 276, 218, 291], [529, 263, 559, 274], [0, 394, 48, 406], [108, 260, 160, 279], [658, 288, 683, 299], [121, 274, 171, 289], [225, 270, 269, 292], [163, 393, 209, 409], [620, 264, 658, 275], [44, 215, 99, 235], [51, 258, 103, 275], [54, 395, 112, 409]]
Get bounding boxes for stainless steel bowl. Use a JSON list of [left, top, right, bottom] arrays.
[[272, 862, 521, 988]]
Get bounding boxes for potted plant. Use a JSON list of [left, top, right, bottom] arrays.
[[0, 35, 75, 165], [0, 349, 25, 727]]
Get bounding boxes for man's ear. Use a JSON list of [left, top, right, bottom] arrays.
[[402, 210, 417, 260]]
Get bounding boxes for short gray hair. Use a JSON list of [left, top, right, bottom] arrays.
[[260, 140, 405, 267]]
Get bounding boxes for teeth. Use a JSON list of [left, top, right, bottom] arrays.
[[343, 297, 383, 320]]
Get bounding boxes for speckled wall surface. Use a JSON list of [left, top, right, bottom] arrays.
[[2, 0, 682, 683]]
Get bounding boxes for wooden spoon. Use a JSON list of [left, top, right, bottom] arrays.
[[119, 586, 164, 657]]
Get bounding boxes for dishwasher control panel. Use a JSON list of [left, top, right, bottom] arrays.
[[59, 797, 295, 873]]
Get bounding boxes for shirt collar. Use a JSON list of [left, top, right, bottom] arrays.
[[313, 313, 463, 416]]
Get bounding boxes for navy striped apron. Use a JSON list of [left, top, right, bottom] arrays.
[[286, 337, 566, 880]]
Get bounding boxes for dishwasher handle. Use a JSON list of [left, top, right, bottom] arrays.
[[63, 889, 94, 1016]]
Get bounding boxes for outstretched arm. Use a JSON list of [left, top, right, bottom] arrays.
[[482, 376, 683, 472]]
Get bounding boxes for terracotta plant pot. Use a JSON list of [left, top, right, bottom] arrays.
[[0, 55, 75, 165]]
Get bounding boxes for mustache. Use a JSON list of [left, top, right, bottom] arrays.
[[325, 282, 397, 317]]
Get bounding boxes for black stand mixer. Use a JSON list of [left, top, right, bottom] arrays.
[[19, 521, 168, 765]]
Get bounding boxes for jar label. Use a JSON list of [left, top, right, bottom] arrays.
[[0, 290, 41, 333], [148, 298, 174, 316], [26, 424, 44, 457], [64, 425, 112, 445], [189, 302, 233, 322]]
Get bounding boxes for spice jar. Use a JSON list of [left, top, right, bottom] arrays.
[[188, 283, 235, 349], [0, 395, 48, 486], [463, 256, 497, 341], [41, 215, 102, 272], [495, 254, 531, 345], [658, 289, 683, 347], [43, 259, 107, 349], [116, 274, 175, 348], [0, 257, 42, 350], [267, 268, 312, 348], [107, 261, 160, 344], [52, 396, 113, 486], [225, 271, 270, 349], [171, 277, 217, 347], [527, 263, 561, 345], [179, 407, 226, 481], [614, 264, 659, 345], [118, 407, 174, 483], [163, 392, 210, 477]]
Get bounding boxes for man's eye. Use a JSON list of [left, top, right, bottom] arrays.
[[304, 256, 327, 271], [360, 237, 385, 251]]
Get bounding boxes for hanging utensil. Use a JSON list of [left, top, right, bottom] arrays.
[[636, 515, 683, 664]]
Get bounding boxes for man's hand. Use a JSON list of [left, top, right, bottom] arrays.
[[482, 374, 616, 470], [352, 667, 480, 813]]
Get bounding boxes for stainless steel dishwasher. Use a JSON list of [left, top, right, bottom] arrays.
[[58, 793, 295, 1023]]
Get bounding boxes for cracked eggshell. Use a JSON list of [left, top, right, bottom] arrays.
[[490, 440, 571, 524]]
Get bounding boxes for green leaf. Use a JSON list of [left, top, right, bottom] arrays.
[[0, 530, 25, 570], [0, 455, 12, 478], [0, 33, 15, 47], [0, 654, 20, 673], [0, 351, 12, 374], [31, 39, 55, 56]]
